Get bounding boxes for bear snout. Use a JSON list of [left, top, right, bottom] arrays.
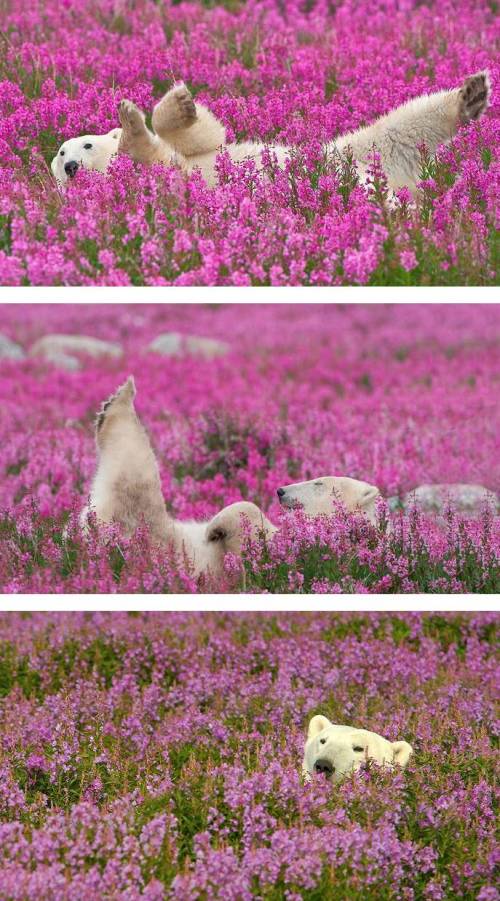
[[277, 489, 301, 509], [64, 161, 79, 178], [314, 758, 335, 777]]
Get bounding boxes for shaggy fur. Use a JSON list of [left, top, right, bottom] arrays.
[[81, 377, 276, 577], [303, 715, 413, 783], [81, 378, 382, 578], [52, 73, 490, 192]]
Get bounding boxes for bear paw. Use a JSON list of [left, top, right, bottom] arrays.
[[118, 99, 147, 136], [152, 83, 197, 134], [458, 71, 491, 123], [171, 84, 197, 126]]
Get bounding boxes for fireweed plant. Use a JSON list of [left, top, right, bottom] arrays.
[[0, 0, 498, 286], [0, 303, 499, 594], [0, 611, 498, 899]]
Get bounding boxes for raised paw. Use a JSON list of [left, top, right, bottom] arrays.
[[458, 71, 491, 124], [171, 83, 197, 126], [152, 82, 197, 135], [118, 99, 147, 135]]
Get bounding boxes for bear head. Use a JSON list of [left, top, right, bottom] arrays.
[[303, 715, 413, 784], [51, 129, 122, 184]]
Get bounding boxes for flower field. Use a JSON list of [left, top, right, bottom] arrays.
[[0, 302, 499, 593], [0, 0, 498, 286], [0, 611, 498, 899]]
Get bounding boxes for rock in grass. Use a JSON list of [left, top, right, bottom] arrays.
[[149, 332, 229, 359], [40, 350, 82, 371], [30, 334, 123, 370], [0, 334, 25, 359], [403, 483, 498, 514]]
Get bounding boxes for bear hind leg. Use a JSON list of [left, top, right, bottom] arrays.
[[152, 83, 198, 137], [152, 83, 226, 158]]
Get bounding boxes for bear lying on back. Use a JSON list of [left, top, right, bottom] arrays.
[[52, 72, 490, 193]]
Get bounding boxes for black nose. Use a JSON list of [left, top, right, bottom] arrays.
[[314, 759, 334, 776], [277, 488, 286, 498], [64, 161, 79, 178]]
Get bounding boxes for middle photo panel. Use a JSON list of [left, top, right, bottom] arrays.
[[1, 301, 498, 595]]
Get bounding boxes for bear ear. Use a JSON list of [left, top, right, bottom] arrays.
[[206, 507, 234, 544], [392, 740, 413, 767], [307, 714, 332, 740], [358, 484, 380, 508], [206, 523, 227, 543]]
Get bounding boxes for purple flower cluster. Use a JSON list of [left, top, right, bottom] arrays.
[[0, 0, 497, 285], [1, 303, 499, 593], [237, 502, 499, 593], [0, 611, 497, 898]]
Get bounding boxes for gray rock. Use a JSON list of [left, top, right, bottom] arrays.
[[149, 332, 229, 359], [0, 334, 25, 360], [40, 350, 81, 371], [30, 334, 123, 364], [402, 484, 498, 514]]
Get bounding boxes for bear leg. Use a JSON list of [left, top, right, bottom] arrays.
[[152, 83, 198, 137], [152, 83, 226, 158]]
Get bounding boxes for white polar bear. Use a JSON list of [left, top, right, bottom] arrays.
[[52, 72, 490, 193], [81, 377, 382, 578], [81, 376, 277, 578], [302, 715, 413, 784]]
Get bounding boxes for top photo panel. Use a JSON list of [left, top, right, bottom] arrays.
[[0, 0, 497, 287]]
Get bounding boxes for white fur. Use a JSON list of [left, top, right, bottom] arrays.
[[303, 715, 413, 783], [330, 89, 460, 192], [83, 377, 276, 578], [82, 379, 383, 579], [173, 520, 218, 576], [278, 476, 380, 524], [52, 73, 490, 192]]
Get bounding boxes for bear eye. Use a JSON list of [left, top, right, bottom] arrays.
[[60, 150, 65, 156], [319, 738, 326, 744], [353, 745, 364, 752], [84, 143, 93, 149], [314, 481, 323, 487]]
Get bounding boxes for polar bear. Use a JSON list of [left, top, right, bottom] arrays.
[[81, 376, 277, 577], [51, 72, 491, 193], [81, 377, 381, 577], [302, 715, 413, 784]]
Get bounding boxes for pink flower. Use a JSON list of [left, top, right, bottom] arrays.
[[400, 250, 417, 271]]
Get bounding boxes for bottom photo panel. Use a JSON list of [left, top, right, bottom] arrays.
[[0, 610, 497, 900]]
